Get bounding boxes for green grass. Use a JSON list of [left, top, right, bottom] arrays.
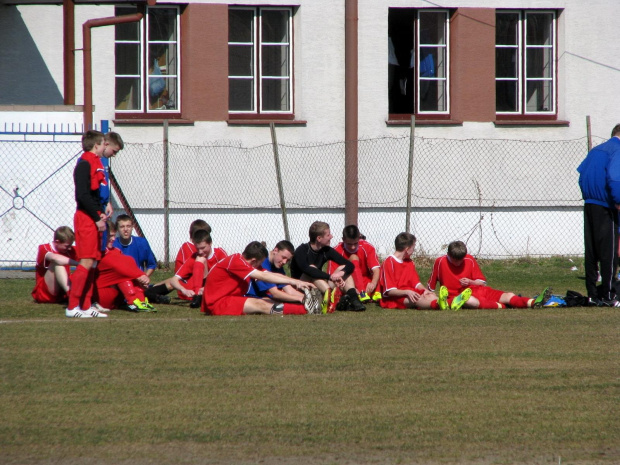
[[0, 258, 618, 464]]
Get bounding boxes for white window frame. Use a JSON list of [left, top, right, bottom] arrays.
[[416, 9, 450, 115], [228, 6, 294, 115], [114, 5, 181, 114], [496, 10, 556, 116]]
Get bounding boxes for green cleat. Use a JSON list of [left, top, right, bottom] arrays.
[[133, 298, 157, 312], [533, 287, 551, 308], [359, 291, 371, 303], [451, 288, 472, 311], [438, 285, 449, 310], [371, 291, 382, 302]]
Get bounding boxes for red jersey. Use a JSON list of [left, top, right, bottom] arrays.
[[427, 254, 486, 297], [175, 247, 228, 281], [174, 241, 196, 273], [204, 254, 256, 308], [31, 243, 78, 302], [379, 255, 422, 309], [328, 240, 381, 278], [96, 247, 145, 288]]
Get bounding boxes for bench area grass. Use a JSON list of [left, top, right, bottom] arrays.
[[0, 257, 618, 464]]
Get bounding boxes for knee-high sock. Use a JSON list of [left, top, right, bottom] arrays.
[[68, 265, 89, 310], [509, 295, 532, 308], [79, 267, 96, 310], [117, 280, 145, 302], [283, 303, 307, 315], [191, 261, 206, 293]]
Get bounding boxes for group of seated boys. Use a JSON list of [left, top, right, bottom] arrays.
[[33, 218, 551, 316]]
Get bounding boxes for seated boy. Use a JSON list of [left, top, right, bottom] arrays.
[[150, 229, 227, 308], [246, 240, 305, 303], [112, 214, 157, 277], [290, 221, 366, 312], [379, 232, 441, 310], [32, 226, 79, 304], [202, 241, 322, 316], [96, 221, 155, 312], [174, 219, 211, 273], [328, 225, 381, 302], [427, 240, 548, 310]]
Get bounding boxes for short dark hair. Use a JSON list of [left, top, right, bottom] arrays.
[[342, 224, 361, 240], [115, 214, 133, 229], [612, 124, 620, 138], [192, 229, 212, 245], [447, 241, 468, 260], [82, 130, 104, 152], [243, 241, 269, 261], [189, 219, 211, 237], [104, 131, 124, 150], [106, 220, 116, 234], [274, 240, 295, 254], [394, 232, 416, 252], [54, 226, 75, 243]]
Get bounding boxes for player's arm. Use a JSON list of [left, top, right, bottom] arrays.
[[366, 267, 380, 294], [325, 248, 354, 278], [45, 252, 79, 267], [145, 243, 158, 277], [249, 269, 315, 290], [267, 285, 304, 303], [74, 160, 103, 222], [293, 249, 330, 281], [168, 275, 195, 297]]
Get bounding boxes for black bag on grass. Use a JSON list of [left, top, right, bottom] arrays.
[[564, 290, 588, 307]]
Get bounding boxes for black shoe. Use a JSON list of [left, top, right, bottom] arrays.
[[118, 302, 139, 312], [599, 298, 620, 307], [336, 295, 352, 311], [154, 294, 171, 304], [189, 295, 202, 308], [349, 296, 366, 312]]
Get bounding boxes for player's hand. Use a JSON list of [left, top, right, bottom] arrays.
[[182, 289, 195, 298], [330, 270, 344, 282], [459, 277, 471, 286], [406, 290, 420, 302], [294, 281, 315, 290], [95, 218, 106, 232], [104, 204, 113, 218], [366, 282, 377, 294], [137, 275, 150, 286]]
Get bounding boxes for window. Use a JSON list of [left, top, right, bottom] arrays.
[[388, 9, 450, 117], [228, 7, 293, 115], [496, 11, 556, 115], [115, 6, 180, 114]]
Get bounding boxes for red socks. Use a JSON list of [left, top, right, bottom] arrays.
[[282, 303, 307, 315], [68, 265, 88, 309], [509, 295, 533, 308]]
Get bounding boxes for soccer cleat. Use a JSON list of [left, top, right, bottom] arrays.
[[599, 298, 620, 307], [132, 299, 157, 312], [438, 286, 449, 310], [349, 295, 366, 312], [336, 294, 352, 311], [359, 291, 371, 303], [533, 287, 552, 308], [189, 294, 202, 309], [450, 288, 472, 311], [322, 289, 330, 314], [371, 291, 382, 302], [303, 288, 321, 315], [66, 307, 91, 318], [82, 307, 108, 318], [154, 294, 171, 304], [92, 302, 110, 312]]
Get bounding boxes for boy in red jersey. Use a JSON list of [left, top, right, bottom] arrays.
[[328, 225, 381, 303], [379, 232, 441, 310], [174, 219, 211, 274], [202, 241, 322, 316], [427, 240, 546, 310], [32, 226, 79, 304], [150, 229, 227, 308], [66, 130, 110, 318], [95, 221, 155, 312]]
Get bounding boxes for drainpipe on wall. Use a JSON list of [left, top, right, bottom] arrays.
[[63, 0, 75, 105], [344, 0, 359, 226], [82, 13, 144, 130]]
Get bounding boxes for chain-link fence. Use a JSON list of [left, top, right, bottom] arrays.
[[0, 132, 603, 268]]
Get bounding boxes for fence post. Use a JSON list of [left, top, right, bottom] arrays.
[[405, 114, 416, 233], [586, 115, 592, 152], [270, 122, 290, 241], [163, 119, 170, 267]]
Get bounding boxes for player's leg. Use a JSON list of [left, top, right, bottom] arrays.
[[501, 292, 534, 308]]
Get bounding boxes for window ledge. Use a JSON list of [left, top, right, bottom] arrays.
[[113, 119, 194, 126], [227, 119, 307, 126], [386, 119, 463, 127], [494, 120, 570, 127]]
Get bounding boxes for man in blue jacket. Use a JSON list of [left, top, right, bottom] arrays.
[[577, 124, 620, 306]]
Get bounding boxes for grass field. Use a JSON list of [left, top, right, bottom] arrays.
[[1, 257, 618, 464]]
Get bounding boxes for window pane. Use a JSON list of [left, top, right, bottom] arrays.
[[116, 77, 141, 110], [419, 12, 446, 45], [148, 77, 177, 110], [229, 45, 254, 76], [419, 47, 445, 78], [526, 48, 552, 78], [116, 43, 140, 75], [262, 9, 289, 43], [526, 13, 553, 46], [229, 9, 254, 42], [262, 44, 289, 77], [496, 13, 519, 45], [148, 8, 177, 42], [115, 7, 139, 41], [229, 78, 254, 111], [262, 78, 289, 111], [526, 80, 552, 112], [496, 48, 518, 78], [496, 81, 518, 112], [419, 80, 446, 112], [149, 44, 177, 77]]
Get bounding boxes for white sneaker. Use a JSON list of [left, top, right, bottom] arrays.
[[66, 307, 92, 318], [302, 288, 322, 315], [82, 307, 108, 318], [92, 302, 110, 312]]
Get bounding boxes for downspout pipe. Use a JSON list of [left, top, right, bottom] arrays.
[[344, 0, 359, 226], [82, 13, 143, 130], [63, 0, 75, 105]]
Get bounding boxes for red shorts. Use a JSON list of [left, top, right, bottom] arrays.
[[95, 287, 124, 309], [470, 286, 504, 303], [31, 281, 67, 304], [379, 288, 422, 309], [74, 210, 102, 261], [203, 296, 247, 316]]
